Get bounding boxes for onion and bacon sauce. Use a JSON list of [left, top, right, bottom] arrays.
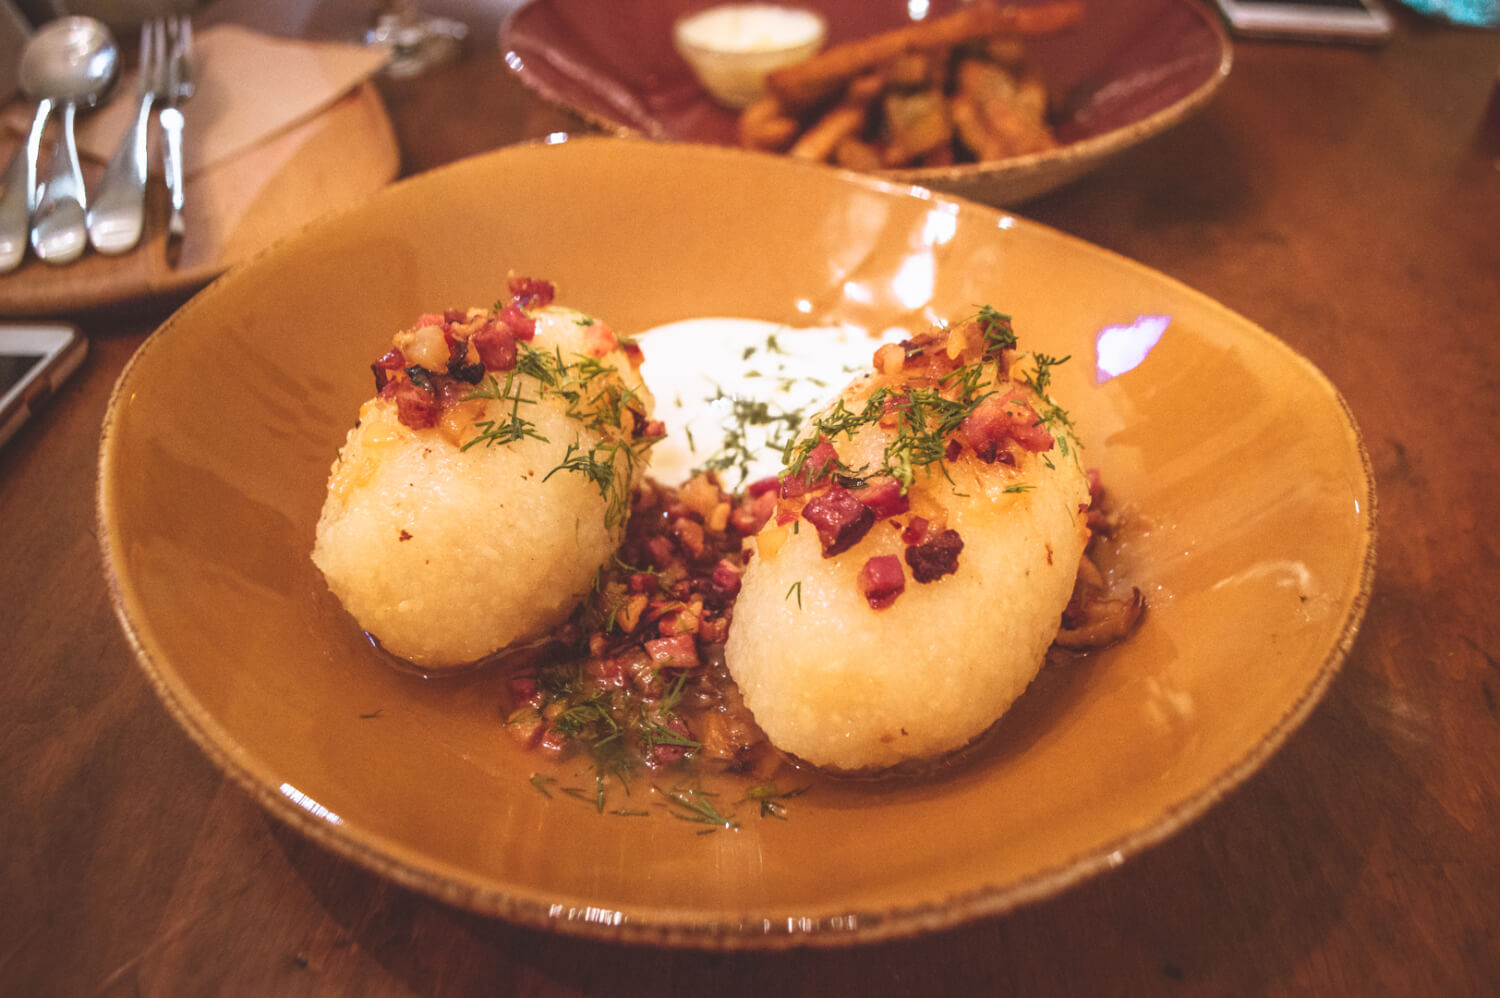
[[491, 305, 1144, 821]]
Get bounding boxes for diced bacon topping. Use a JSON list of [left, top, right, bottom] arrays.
[[730, 488, 777, 534], [644, 633, 700, 671], [801, 438, 840, 485], [802, 485, 876, 557], [855, 478, 910, 518], [380, 378, 440, 429], [508, 673, 543, 709], [906, 528, 964, 583], [471, 319, 517, 371], [645, 716, 694, 768], [500, 302, 536, 341], [582, 321, 620, 357], [858, 554, 906, 609], [508, 275, 555, 307], [373, 347, 406, 370], [709, 558, 743, 601], [961, 389, 1055, 461]]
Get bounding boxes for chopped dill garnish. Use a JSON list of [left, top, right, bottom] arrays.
[[786, 580, 803, 608], [1004, 483, 1035, 494], [655, 785, 740, 830], [976, 305, 1017, 354], [529, 774, 556, 798], [698, 388, 805, 488], [1022, 352, 1071, 397], [462, 371, 548, 451]]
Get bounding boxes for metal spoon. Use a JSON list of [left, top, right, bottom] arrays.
[[19, 17, 118, 266]]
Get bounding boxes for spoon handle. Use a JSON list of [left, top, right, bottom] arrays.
[[31, 102, 88, 265], [0, 100, 52, 273], [87, 93, 154, 256]]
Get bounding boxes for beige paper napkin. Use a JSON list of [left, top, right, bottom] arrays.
[[6, 23, 389, 177]]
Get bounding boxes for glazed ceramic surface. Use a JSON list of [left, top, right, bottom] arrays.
[[500, 0, 1233, 205], [98, 138, 1373, 948]]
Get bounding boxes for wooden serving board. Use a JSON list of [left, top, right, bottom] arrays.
[[0, 81, 398, 317]]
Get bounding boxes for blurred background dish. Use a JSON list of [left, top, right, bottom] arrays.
[[501, 0, 1233, 205], [99, 137, 1373, 947]]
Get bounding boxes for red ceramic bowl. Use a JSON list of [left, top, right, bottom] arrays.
[[501, 0, 1233, 205]]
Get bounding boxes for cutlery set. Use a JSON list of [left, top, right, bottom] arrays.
[[0, 15, 196, 275]]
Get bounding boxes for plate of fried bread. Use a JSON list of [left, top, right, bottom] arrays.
[[501, 0, 1233, 205]]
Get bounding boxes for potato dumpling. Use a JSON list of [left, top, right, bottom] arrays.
[[313, 278, 658, 670], [725, 312, 1089, 772]]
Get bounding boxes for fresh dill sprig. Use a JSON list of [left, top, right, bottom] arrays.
[[655, 785, 739, 830]]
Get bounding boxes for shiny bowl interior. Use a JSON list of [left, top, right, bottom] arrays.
[[98, 137, 1374, 948]]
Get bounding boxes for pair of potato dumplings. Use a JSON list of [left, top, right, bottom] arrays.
[[312, 294, 1092, 774]]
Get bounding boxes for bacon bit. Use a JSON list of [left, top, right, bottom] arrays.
[[370, 348, 405, 390], [878, 392, 907, 429], [800, 438, 840, 486], [508, 275, 555, 307], [644, 633, 700, 671], [398, 529, 412, 541], [538, 724, 572, 758], [857, 478, 910, 518], [906, 528, 964, 582], [380, 378, 440, 429], [802, 485, 877, 557], [961, 389, 1055, 461], [583, 321, 620, 357], [747, 476, 781, 497], [496, 303, 533, 341], [730, 489, 777, 535], [901, 515, 929, 545], [645, 716, 694, 769], [471, 319, 517, 371], [508, 673, 542, 709], [709, 558, 743, 600], [415, 312, 445, 329], [859, 554, 906, 609]]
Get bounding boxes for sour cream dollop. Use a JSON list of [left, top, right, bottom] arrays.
[[672, 4, 827, 108]]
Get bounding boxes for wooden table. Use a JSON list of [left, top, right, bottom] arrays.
[[3, 2, 1497, 993]]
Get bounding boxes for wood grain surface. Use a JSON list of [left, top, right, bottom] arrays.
[[2, 1, 1497, 994]]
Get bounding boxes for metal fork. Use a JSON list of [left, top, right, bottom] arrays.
[[86, 20, 169, 256], [159, 16, 196, 263]]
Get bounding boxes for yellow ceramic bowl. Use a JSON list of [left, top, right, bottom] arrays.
[[98, 138, 1374, 948]]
